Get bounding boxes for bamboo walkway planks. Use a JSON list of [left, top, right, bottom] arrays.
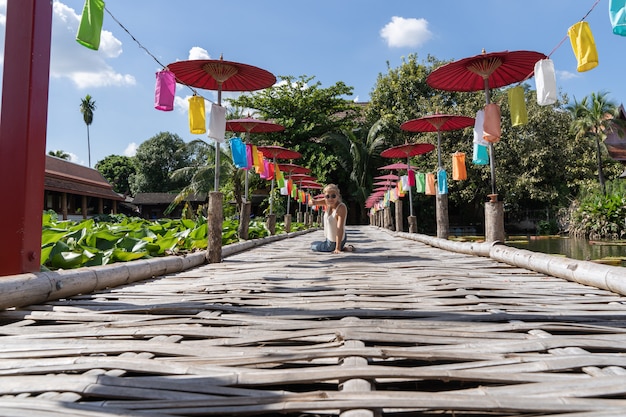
[[2, 226, 626, 416]]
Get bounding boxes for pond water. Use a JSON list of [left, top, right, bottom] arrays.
[[506, 236, 626, 263]]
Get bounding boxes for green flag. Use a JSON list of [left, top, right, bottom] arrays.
[[76, 0, 105, 50]]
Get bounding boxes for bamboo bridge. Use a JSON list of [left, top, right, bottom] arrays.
[[2, 226, 626, 416]]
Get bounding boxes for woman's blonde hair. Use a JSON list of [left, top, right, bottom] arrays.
[[323, 184, 341, 199]]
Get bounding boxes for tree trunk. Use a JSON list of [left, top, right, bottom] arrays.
[[87, 125, 91, 168], [596, 136, 606, 195]]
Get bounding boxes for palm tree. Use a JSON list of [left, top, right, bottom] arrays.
[[48, 150, 70, 160], [567, 91, 621, 195], [323, 119, 388, 222], [79, 94, 96, 167]]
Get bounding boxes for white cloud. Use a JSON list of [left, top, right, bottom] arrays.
[[557, 70, 579, 81], [174, 95, 191, 114], [123, 142, 138, 157], [380, 16, 432, 48], [48, 1, 135, 89], [188, 47, 210, 60]]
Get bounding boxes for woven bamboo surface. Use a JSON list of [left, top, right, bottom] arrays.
[[1, 226, 626, 416]]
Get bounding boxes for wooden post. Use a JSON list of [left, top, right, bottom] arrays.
[[436, 193, 450, 239], [266, 214, 276, 235], [238, 201, 251, 240], [82, 196, 88, 219], [394, 200, 403, 232], [98, 198, 104, 215], [206, 191, 223, 263], [61, 192, 68, 220], [0, 0, 53, 275], [384, 207, 394, 230], [485, 196, 505, 242], [284, 214, 292, 233]]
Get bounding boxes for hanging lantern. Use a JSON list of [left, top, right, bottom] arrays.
[[188, 95, 206, 134], [154, 70, 176, 111], [76, 0, 105, 50]]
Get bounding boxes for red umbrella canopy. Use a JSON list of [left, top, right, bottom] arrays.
[[226, 116, 284, 134], [374, 174, 400, 180], [381, 143, 435, 159], [379, 162, 412, 170], [278, 163, 310, 175], [300, 182, 323, 189], [426, 50, 547, 92], [400, 114, 475, 133], [373, 181, 395, 186], [288, 174, 316, 182], [257, 145, 301, 160], [167, 57, 276, 92]]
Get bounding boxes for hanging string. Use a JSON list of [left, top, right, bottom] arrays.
[[546, 0, 602, 58], [515, 0, 602, 86], [103, 6, 215, 104]]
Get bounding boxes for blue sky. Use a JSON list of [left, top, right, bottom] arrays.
[[0, 0, 624, 167]]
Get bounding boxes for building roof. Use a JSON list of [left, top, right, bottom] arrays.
[[132, 192, 207, 205], [45, 155, 124, 201]]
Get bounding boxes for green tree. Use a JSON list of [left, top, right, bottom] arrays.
[[79, 94, 96, 167], [48, 150, 70, 160], [130, 132, 191, 195], [365, 53, 602, 228], [322, 119, 388, 223], [95, 154, 137, 195], [566, 91, 623, 195], [227, 75, 361, 216]]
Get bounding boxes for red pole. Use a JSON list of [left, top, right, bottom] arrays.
[[0, 0, 52, 275]]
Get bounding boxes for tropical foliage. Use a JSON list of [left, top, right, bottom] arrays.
[[40, 211, 308, 271], [129, 132, 193, 195], [48, 150, 71, 160], [568, 180, 626, 240], [566, 91, 625, 195], [95, 155, 137, 195]]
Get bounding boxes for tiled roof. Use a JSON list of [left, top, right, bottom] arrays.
[[132, 193, 207, 205], [45, 155, 123, 201]]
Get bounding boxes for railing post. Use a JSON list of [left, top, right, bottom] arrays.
[[0, 0, 53, 275]]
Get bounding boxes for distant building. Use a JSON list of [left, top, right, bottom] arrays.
[[44, 155, 125, 220], [132, 193, 207, 219]]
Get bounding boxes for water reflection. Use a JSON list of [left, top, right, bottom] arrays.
[[507, 236, 626, 262]]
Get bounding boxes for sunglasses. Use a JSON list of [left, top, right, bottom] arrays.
[[324, 194, 337, 199]]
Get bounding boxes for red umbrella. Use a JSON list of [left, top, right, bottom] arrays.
[[256, 146, 301, 215], [426, 50, 547, 94], [300, 182, 323, 189], [277, 165, 311, 215], [400, 114, 474, 170], [380, 143, 435, 159], [257, 145, 301, 160], [278, 163, 310, 175], [288, 173, 315, 181], [373, 181, 395, 186], [167, 57, 276, 94], [374, 174, 400, 181], [401, 114, 474, 239], [379, 162, 412, 171], [381, 143, 434, 217], [426, 50, 546, 196], [226, 117, 285, 201], [226, 116, 285, 135], [167, 56, 276, 192]]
